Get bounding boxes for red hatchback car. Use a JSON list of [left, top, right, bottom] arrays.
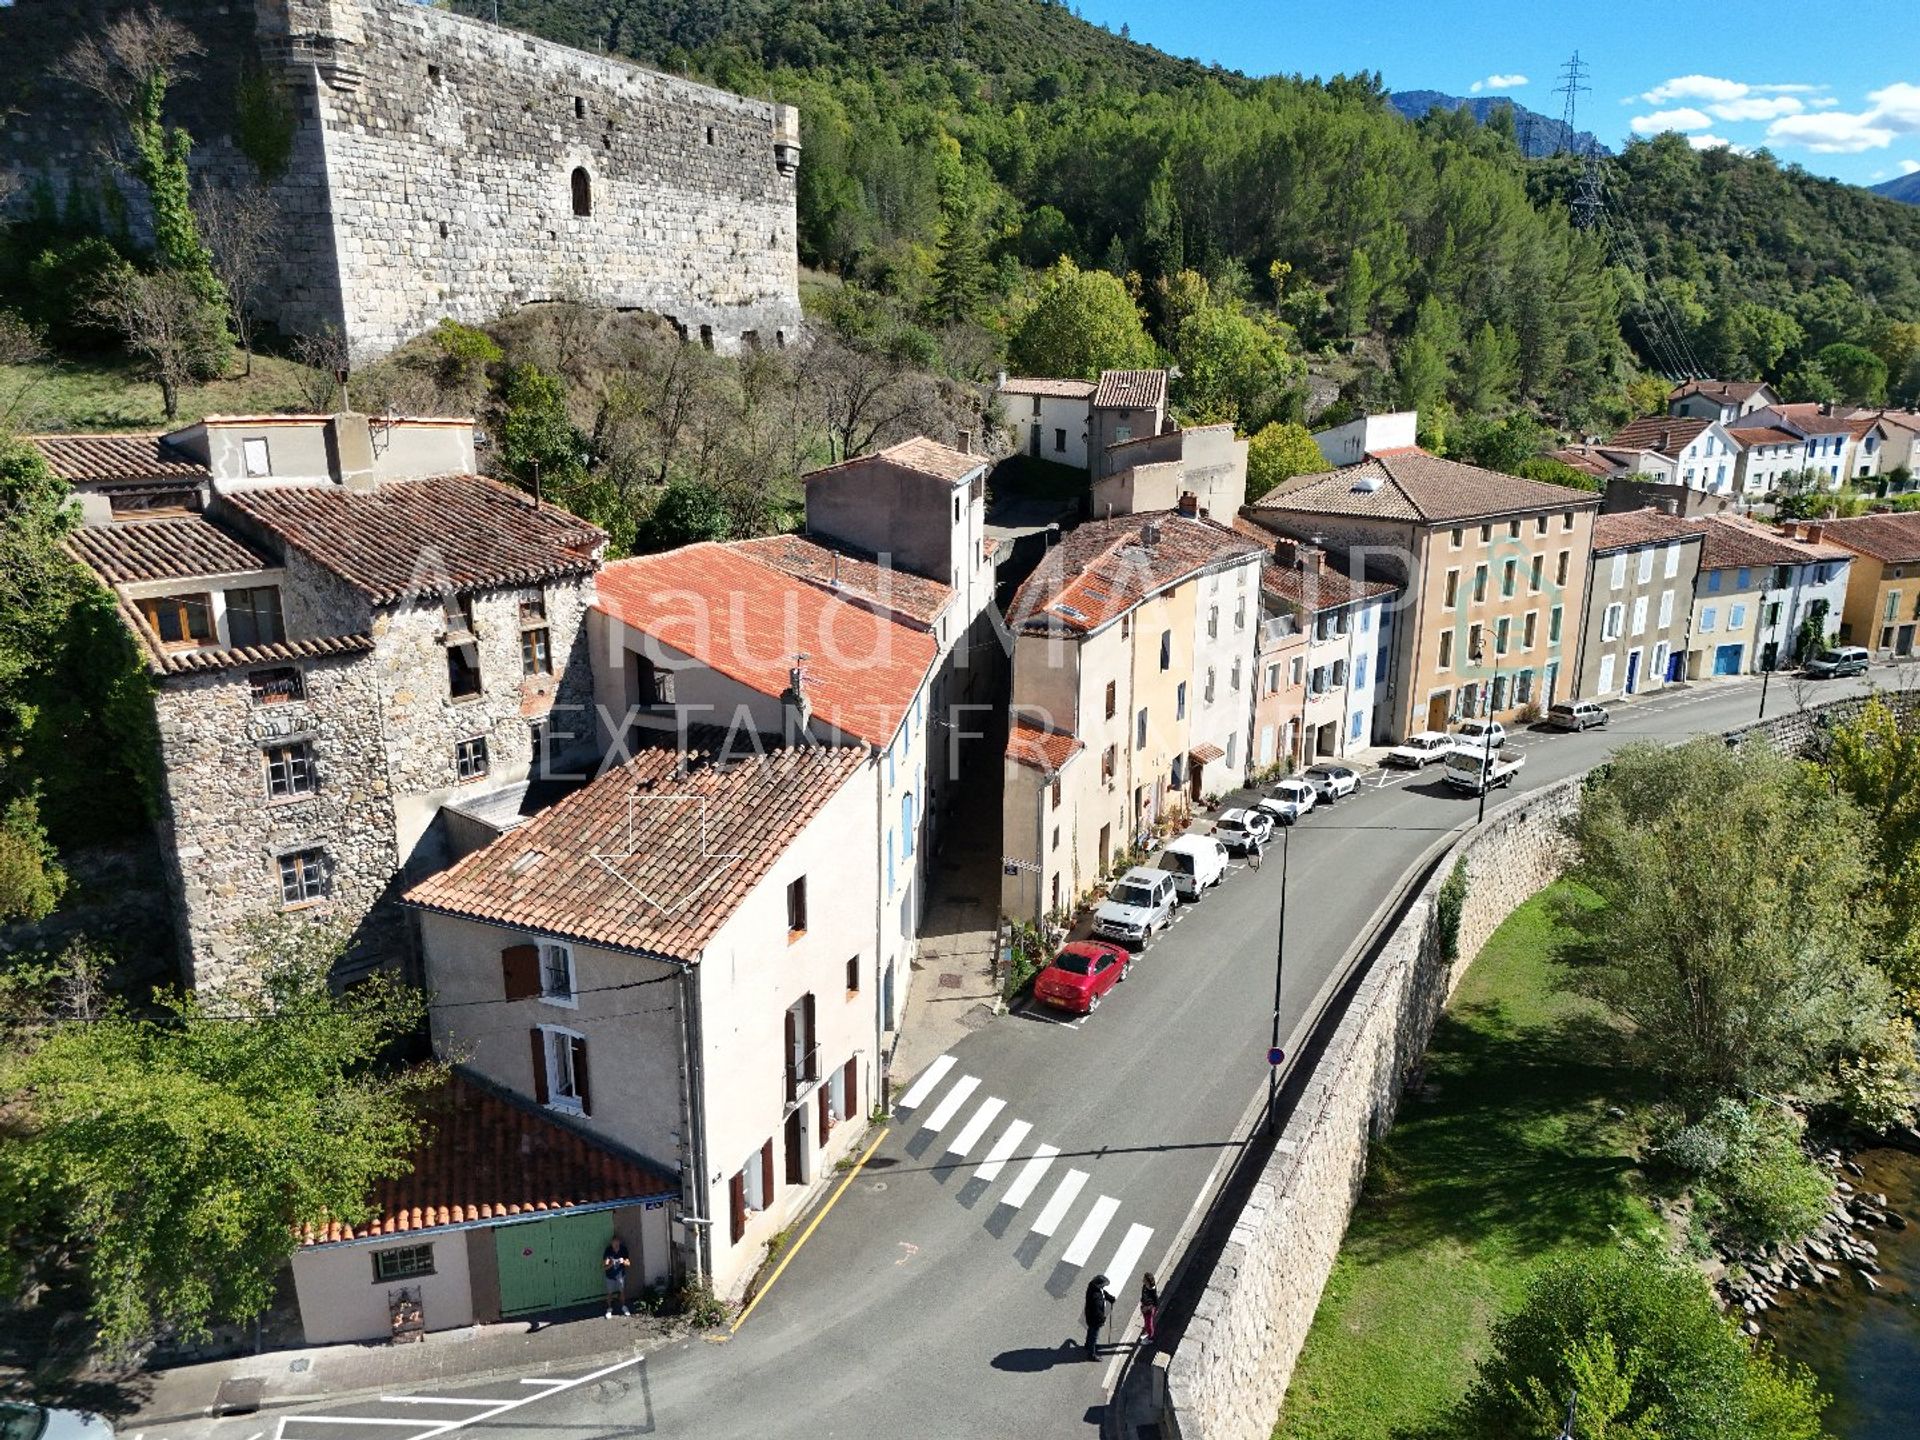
[[1033, 940, 1132, 1014]]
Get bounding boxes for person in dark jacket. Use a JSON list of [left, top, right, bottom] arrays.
[[1083, 1273, 1114, 1357], [1139, 1272, 1160, 1343]]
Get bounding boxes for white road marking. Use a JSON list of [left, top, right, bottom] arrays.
[[274, 1354, 643, 1440], [974, 1119, 1033, 1182], [1102, 1222, 1154, 1293], [946, 1096, 1006, 1158], [1061, 1195, 1120, 1266], [921, 1075, 980, 1133], [1000, 1144, 1060, 1208], [1029, 1169, 1089, 1237], [895, 1054, 955, 1110], [377, 1397, 502, 1406]]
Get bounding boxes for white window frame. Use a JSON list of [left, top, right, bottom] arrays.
[[540, 1025, 586, 1114], [1700, 605, 1718, 634], [1602, 603, 1624, 641], [538, 941, 577, 1008], [1610, 553, 1628, 590], [1637, 548, 1655, 584], [1664, 544, 1681, 579], [1730, 603, 1748, 631], [242, 436, 272, 478], [1658, 589, 1674, 629], [1630, 596, 1648, 637], [1597, 653, 1617, 694]]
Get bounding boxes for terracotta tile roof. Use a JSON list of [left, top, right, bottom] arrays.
[[1605, 416, 1713, 459], [67, 515, 274, 583], [1230, 517, 1397, 612], [802, 435, 985, 487], [1697, 514, 1853, 571], [1726, 426, 1802, 448], [152, 631, 375, 676], [1668, 379, 1769, 404], [1590, 507, 1708, 553], [1818, 513, 1920, 564], [299, 1071, 677, 1246], [1007, 720, 1084, 773], [1549, 446, 1617, 478], [1010, 512, 1262, 635], [405, 743, 868, 961], [594, 544, 936, 749], [999, 377, 1097, 399], [1868, 409, 1920, 437], [24, 432, 208, 486], [1188, 742, 1225, 765], [1093, 370, 1168, 410], [730, 534, 954, 629], [1250, 449, 1600, 526], [224, 475, 603, 604], [1757, 403, 1859, 436]]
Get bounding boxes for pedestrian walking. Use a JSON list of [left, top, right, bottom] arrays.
[[1248, 834, 1263, 871], [603, 1234, 632, 1317], [1139, 1272, 1160, 1344], [1083, 1273, 1115, 1358]]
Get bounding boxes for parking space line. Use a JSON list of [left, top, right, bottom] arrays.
[[1001, 1143, 1059, 1208], [895, 1054, 955, 1110], [975, 1119, 1032, 1182], [1030, 1169, 1089, 1237], [1061, 1195, 1120, 1266], [921, 1075, 980, 1132], [275, 1354, 644, 1440], [946, 1097, 1006, 1158]]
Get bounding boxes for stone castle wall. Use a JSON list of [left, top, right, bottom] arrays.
[[0, 0, 801, 357], [1161, 690, 1916, 1440]]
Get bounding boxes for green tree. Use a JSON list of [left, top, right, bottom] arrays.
[[496, 363, 584, 490], [1335, 250, 1375, 341], [1007, 258, 1154, 379], [1515, 456, 1602, 492], [0, 795, 65, 922], [1815, 342, 1888, 405], [1245, 421, 1329, 499], [1458, 321, 1520, 412], [0, 929, 438, 1350], [1460, 412, 1547, 474], [1459, 1249, 1827, 1440], [638, 478, 735, 552], [1824, 695, 1920, 1011], [1169, 304, 1301, 428], [926, 198, 988, 327], [1560, 737, 1894, 1111]]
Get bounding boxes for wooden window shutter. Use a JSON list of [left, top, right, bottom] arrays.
[[783, 1006, 798, 1102], [530, 1029, 549, 1104], [802, 994, 817, 1079], [844, 1057, 858, 1120], [818, 1081, 831, 1134], [760, 1139, 774, 1200], [729, 1174, 747, 1245], [501, 943, 540, 1001], [570, 1034, 591, 1116]]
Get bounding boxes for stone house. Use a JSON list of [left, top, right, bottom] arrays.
[[1804, 512, 1920, 656], [1666, 379, 1779, 424], [1089, 370, 1171, 468], [52, 413, 603, 988], [1570, 508, 1706, 699], [1242, 447, 1600, 740], [997, 374, 1096, 472], [1092, 424, 1249, 523], [406, 741, 879, 1299], [1683, 515, 1852, 678], [999, 513, 1264, 924]]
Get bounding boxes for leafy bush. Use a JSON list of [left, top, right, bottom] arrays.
[[1458, 1249, 1827, 1440], [1436, 859, 1469, 964], [0, 796, 67, 923], [674, 1278, 729, 1328], [25, 236, 129, 351], [1832, 1015, 1920, 1133], [1653, 1099, 1832, 1247]]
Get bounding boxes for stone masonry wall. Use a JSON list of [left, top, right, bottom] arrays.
[[1162, 690, 1913, 1440], [0, 0, 801, 357]]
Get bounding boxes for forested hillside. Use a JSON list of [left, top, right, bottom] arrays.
[[460, 1, 1920, 426]]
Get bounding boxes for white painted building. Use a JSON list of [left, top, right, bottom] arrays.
[[1310, 410, 1418, 468], [997, 374, 1095, 472], [1186, 544, 1264, 790], [1603, 415, 1742, 493]]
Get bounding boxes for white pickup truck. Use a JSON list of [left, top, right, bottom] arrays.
[[1444, 742, 1524, 794]]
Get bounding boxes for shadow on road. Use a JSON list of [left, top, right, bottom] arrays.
[[990, 1339, 1095, 1373]]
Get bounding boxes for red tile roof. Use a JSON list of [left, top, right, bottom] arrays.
[[1007, 720, 1085, 773], [300, 1071, 677, 1246], [1589, 508, 1709, 553], [594, 544, 937, 749], [1010, 512, 1262, 635], [1726, 426, 1802, 448], [405, 743, 868, 961], [1251, 449, 1600, 525], [1697, 514, 1852, 570], [67, 515, 274, 583], [1093, 370, 1167, 410], [1230, 517, 1398, 612], [224, 474, 603, 604], [24, 432, 208, 486], [1668, 379, 1769, 405], [1605, 416, 1713, 459], [1758, 403, 1860, 436], [802, 436, 985, 487], [730, 534, 954, 629], [999, 377, 1097, 399], [1818, 512, 1920, 564]]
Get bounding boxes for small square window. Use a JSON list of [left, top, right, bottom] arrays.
[[249, 666, 304, 706], [540, 942, 576, 1005], [786, 876, 808, 937], [846, 956, 861, 994], [264, 740, 316, 800], [455, 735, 490, 781], [518, 591, 548, 624], [242, 437, 272, 478], [277, 848, 328, 906], [373, 1243, 435, 1282]]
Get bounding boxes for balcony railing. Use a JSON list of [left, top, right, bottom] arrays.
[[783, 1045, 820, 1106]]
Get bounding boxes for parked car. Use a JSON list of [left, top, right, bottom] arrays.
[[1257, 778, 1318, 825], [1305, 762, 1359, 801], [1385, 731, 1454, 767], [1804, 646, 1870, 679], [1032, 939, 1132, 1013], [1453, 719, 1507, 750], [1444, 743, 1525, 793], [1159, 834, 1229, 901], [1544, 700, 1609, 732], [1092, 867, 1178, 945], [1213, 807, 1275, 854], [0, 1402, 114, 1440]]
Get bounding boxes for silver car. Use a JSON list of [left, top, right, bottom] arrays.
[[1093, 867, 1178, 945], [1305, 763, 1359, 801]]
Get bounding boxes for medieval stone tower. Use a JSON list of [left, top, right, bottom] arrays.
[[0, 0, 803, 358]]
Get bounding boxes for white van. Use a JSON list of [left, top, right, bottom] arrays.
[[1159, 834, 1229, 902]]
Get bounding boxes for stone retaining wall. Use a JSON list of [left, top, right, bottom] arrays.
[[1162, 691, 1911, 1440]]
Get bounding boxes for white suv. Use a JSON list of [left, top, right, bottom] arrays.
[[1093, 867, 1178, 945], [1258, 778, 1318, 825]]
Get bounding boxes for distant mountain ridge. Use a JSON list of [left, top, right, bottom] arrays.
[[1390, 89, 1607, 159], [1873, 172, 1920, 205]]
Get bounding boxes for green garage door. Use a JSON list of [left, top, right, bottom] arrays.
[[494, 1211, 615, 1317]]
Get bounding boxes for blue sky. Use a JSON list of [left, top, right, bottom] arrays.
[[1073, 0, 1920, 188]]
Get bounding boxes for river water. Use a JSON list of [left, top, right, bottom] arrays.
[[1765, 1147, 1920, 1439]]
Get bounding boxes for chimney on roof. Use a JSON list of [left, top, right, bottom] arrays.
[[996, 369, 1008, 390], [957, 429, 973, 455], [1819, 402, 1832, 417], [1141, 520, 1162, 546], [325, 411, 378, 491], [1804, 522, 1825, 544], [1657, 496, 1678, 516], [781, 661, 812, 743], [1176, 491, 1199, 517]]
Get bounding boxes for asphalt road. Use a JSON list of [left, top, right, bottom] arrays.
[[187, 670, 1912, 1440]]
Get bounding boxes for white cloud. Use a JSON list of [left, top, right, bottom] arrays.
[[1706, 96, 1803, 122], [1630, 107, 1713, 136], [1469, 73, 1529, 94], [1641, 75, 1823, 105], [1901, 159, 1920, 175], [1766, 82, 1920, 154], [1872, 82, 1920, 132], [1687, 134, 1735, 151]]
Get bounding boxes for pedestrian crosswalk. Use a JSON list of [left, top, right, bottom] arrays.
[[892, 1053, 1155, 1302]]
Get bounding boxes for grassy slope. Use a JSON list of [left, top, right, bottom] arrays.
[[1, 353, 323, 433], [1274, 885, 1664, 1440]]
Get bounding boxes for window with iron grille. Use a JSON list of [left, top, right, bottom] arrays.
[[372, 1244, 435, 1282], [455, 736, 489, 781], [277, 848, 328, 905], [249, 666, 304, 706], [264, 741, 316, 800]]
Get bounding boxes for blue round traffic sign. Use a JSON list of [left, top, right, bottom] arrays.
[[1267, 1047, 1286, 1066]]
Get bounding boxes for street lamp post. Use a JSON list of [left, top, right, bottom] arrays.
[[1757, 589, 1775, 720], [1471, 642, 1503, 826], [1268, 610, 1316, 1136]]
